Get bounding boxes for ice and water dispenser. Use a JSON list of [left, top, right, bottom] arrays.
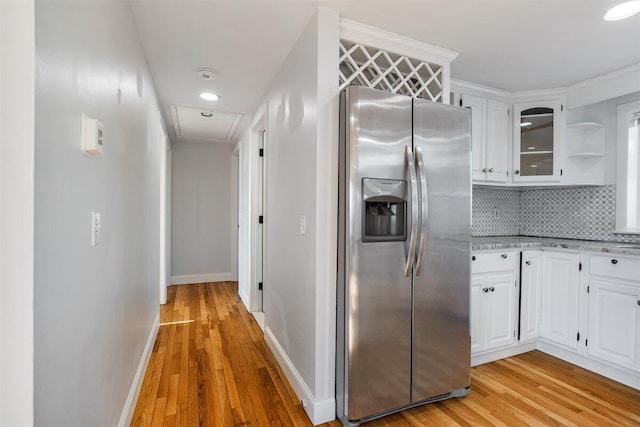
[[362, 178, 407, 242]]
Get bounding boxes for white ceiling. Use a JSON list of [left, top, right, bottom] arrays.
[[130, 0, 640, 146]]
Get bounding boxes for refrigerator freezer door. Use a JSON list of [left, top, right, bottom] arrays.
[[342, 86, 413, 421], [411, 99, 472, 402]]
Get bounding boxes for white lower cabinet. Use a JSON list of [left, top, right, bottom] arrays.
[[471, 246, 640, 389], [587, 255, 640, 373], [541, 251, 581, 350], [485, 273, 518, 349], [471, 252, 518, 354], [520, 250, 543, 342]]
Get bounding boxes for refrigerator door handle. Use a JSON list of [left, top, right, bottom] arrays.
[[414, 146, 428, 276], [404, 146, 418, 277]]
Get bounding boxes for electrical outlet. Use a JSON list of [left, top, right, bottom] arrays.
[[91, 212, 102, 246], [299, 215, 306, 235]]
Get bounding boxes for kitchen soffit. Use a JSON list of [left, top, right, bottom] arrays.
[[170, 105, 243, 143]]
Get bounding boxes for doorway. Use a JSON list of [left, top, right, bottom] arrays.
[[158, 118, 170, 305], [256, 129, 265, 313]]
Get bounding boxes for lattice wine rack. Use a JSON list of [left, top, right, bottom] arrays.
[[339, 39, 444, 102]]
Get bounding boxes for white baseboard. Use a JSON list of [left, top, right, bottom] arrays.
[[471, 342, 537, 367], [118, 313, 160, 427], [170, 272, 231, 285], [238, 286, 250, 311], [264, 327, 336, 425], [537, 340, 640, 390]]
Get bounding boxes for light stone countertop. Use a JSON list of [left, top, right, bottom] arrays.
[[472, 235, 640, 256]]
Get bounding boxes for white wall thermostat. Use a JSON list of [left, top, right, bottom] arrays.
[[81, 114, 104, 156]]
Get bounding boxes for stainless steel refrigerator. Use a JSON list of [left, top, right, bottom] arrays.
[[337, 86, 472, 426]]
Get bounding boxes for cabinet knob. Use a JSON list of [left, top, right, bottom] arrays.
[[501, 254, 507, 259], [611, 259, 618, 265], [488, 168, 494, 173], [490, 287, 495, 292], [525, 260, 531, 265], [637, 300, 640, 306], [514, 169, 520, 175], [483, 288, 489, 293], [472, 255, 476, 261], [482, 168, 488, 173]]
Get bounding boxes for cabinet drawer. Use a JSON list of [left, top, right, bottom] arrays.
[[472, 251, 518, 274], [590, 254, 640, 283]]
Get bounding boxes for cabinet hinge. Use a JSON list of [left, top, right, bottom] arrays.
[[587, 285, 590, 293], [258, 215, 264, 224], [259, 148, 264, 157], [258, 282, 263, 291], [459, 98, 463, 107], [586, 339, 588, 347], [579, 262, 582, 271], [577, 332, 580, 341], [560, 169, 563, 176], [561, 104, 564, 112]]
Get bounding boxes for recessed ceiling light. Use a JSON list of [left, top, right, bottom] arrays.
[[200, 92, 219, 101], [604, 1, 640, 20], [520, 121, 533, 127]]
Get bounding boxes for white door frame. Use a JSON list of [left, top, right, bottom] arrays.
[[249, 105, 268, 314], [158, 117, 169, 305]]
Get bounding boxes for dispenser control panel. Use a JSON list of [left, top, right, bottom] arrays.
[[362, 178, 407, 242]]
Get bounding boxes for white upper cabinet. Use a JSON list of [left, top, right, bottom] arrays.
[[513, 100, 565, 183], [486, 99, 510, 183], [462, 94, 509, 184]]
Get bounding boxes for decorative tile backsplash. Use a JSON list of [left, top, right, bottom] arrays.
[[472, 187, 520, 236], [473, 185, 640, 243]]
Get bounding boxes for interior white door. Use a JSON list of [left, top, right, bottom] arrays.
[[256, 130, 265, 312], [158, 119, 169, 305]]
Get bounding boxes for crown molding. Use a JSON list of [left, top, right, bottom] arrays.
[[450, 78, 512, 99], [567, 62, 640, 109], [339, 18, 459, 65]]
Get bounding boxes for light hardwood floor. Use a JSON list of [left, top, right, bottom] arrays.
[[131, 282, 640, 426]]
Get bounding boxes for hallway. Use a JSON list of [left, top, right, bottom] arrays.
[[131, 282, 337, 427]]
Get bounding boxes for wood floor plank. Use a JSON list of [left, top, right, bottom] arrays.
[[131, 282, 640, 427]]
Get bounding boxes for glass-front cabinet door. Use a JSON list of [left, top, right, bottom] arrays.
[[513, 100, 564, 182]]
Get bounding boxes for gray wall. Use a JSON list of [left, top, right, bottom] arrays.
[[473, 185, 640, 243], [34, 2, 163, 425], [170, 140, 234, 280]]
